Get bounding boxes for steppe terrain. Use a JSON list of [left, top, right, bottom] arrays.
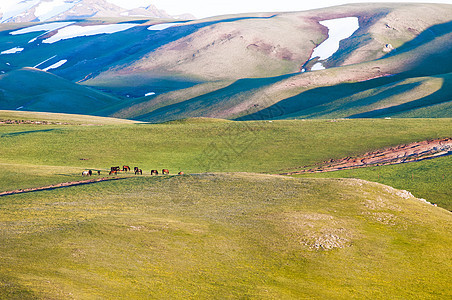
[[0, 2, 451, 298]]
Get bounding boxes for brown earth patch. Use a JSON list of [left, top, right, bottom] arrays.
[[281, 138, 452, 175]]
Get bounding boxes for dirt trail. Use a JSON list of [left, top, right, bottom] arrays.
[[0, 177, 126, 197], [281, 138, 452, 175]]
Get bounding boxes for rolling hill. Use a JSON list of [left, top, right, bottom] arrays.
[[0, 173, 451, 298], [0, 3, 451, 120], [0, 68, 121, 114]]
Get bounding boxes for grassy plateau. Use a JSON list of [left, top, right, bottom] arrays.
[[1, 174, 451, 299], [0, 113, 450, 299]]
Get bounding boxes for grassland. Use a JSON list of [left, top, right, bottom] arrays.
[[0, 174, 451, 299], [0, 116, 450, 193], [293, 155, 452, 211], [0, 110, 139, 125], [1, 118, 451, 175], [0, 112, 451, 298]]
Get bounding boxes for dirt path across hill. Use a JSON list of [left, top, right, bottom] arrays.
[[0, 177, 127, 197], [281, 138, 452, 175]]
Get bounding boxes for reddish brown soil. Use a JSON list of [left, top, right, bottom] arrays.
[[0, 177, 125, 197], [281, 138, 452, 175]]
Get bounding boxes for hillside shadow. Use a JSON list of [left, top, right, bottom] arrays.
[[238, 21, 452, 121], [236, 75, 403, 120], [349, 76, 451, 118], [136, 73, 293, 122], [382, 20, 452, 57], [51, 15, 278, 85], [1, 129, 58, 138]]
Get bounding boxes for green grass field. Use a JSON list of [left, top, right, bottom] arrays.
[[0, 112, 451, 298], [1, 174, 451, 299], [293, 155, 452, 211], [1, 117, 450, 174]]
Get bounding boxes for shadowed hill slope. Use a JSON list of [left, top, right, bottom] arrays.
[[0, 68, 121, 114], [0, 3, 451, 119]]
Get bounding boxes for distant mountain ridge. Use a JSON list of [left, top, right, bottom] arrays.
[[0, 3, 451, 121], [0, 0, 192, 23]]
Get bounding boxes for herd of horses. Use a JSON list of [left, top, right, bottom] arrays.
[[82, 166, 182, 176]]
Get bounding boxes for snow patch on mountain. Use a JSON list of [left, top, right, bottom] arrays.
[[147, 22, 181, 31], [34, 0, 76, 21], [0, 0, 40, 23], [10, 21, 75, 35], [305, 17, 359, 71], [43, 59, 67, 71], [1, 47, 24, 54], [0, 0, 176, 23], [42, 23, 138, 43]]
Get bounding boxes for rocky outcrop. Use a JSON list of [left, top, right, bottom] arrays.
[[282, 138, 452, 175]]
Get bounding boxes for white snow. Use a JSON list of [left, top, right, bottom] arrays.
[[311, 62, 325, 71], [147, 22, 180, 31], [43, 59, 67, 71], [10, 21, 75, 35], [0, 0, 40, 23], [42, 23, 138, 43], [34, 0, 75, 22], [1, 47, 24, 54], [145, 92, 156, 96], [34, 55, 57, 68], [308, 17, 359, 70]]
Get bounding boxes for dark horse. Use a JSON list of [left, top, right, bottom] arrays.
[[135, 168, 142, 175], [151, 170, 158, 175], [123, 165, 130, 171], [162, 169, 169, 175], [110, 166, 120, 175]]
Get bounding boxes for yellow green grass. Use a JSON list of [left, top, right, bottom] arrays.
[[293, 155, 452, 211], [0, 174, 451, 298], [0, 110, 139, 125], [0, 115, 450, 208]]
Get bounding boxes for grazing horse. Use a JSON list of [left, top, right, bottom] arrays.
[[178, 171, 184, 175], [135, 169, 142, 175], [151, 170, 158, 175], [162, 169, 169, 175], [82, 170, 91, 176], [111, 166, 120, 172], [109, 170, 118, 175], [123, 165, 130, 172]]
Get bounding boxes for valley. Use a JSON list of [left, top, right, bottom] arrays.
[[0, 1, 451, 298]]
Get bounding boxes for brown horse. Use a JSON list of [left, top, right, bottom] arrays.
[[123, 165, 130, 172], [135, 169, 142, 175], [151, 170, 158, 175], [111, 166, 120, 172], [162, 169, 169, 175]]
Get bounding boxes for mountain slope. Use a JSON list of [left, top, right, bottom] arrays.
[[0, 0, 176, 23], [0, 68, 120, 114], [0, 3, 451, 119]]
